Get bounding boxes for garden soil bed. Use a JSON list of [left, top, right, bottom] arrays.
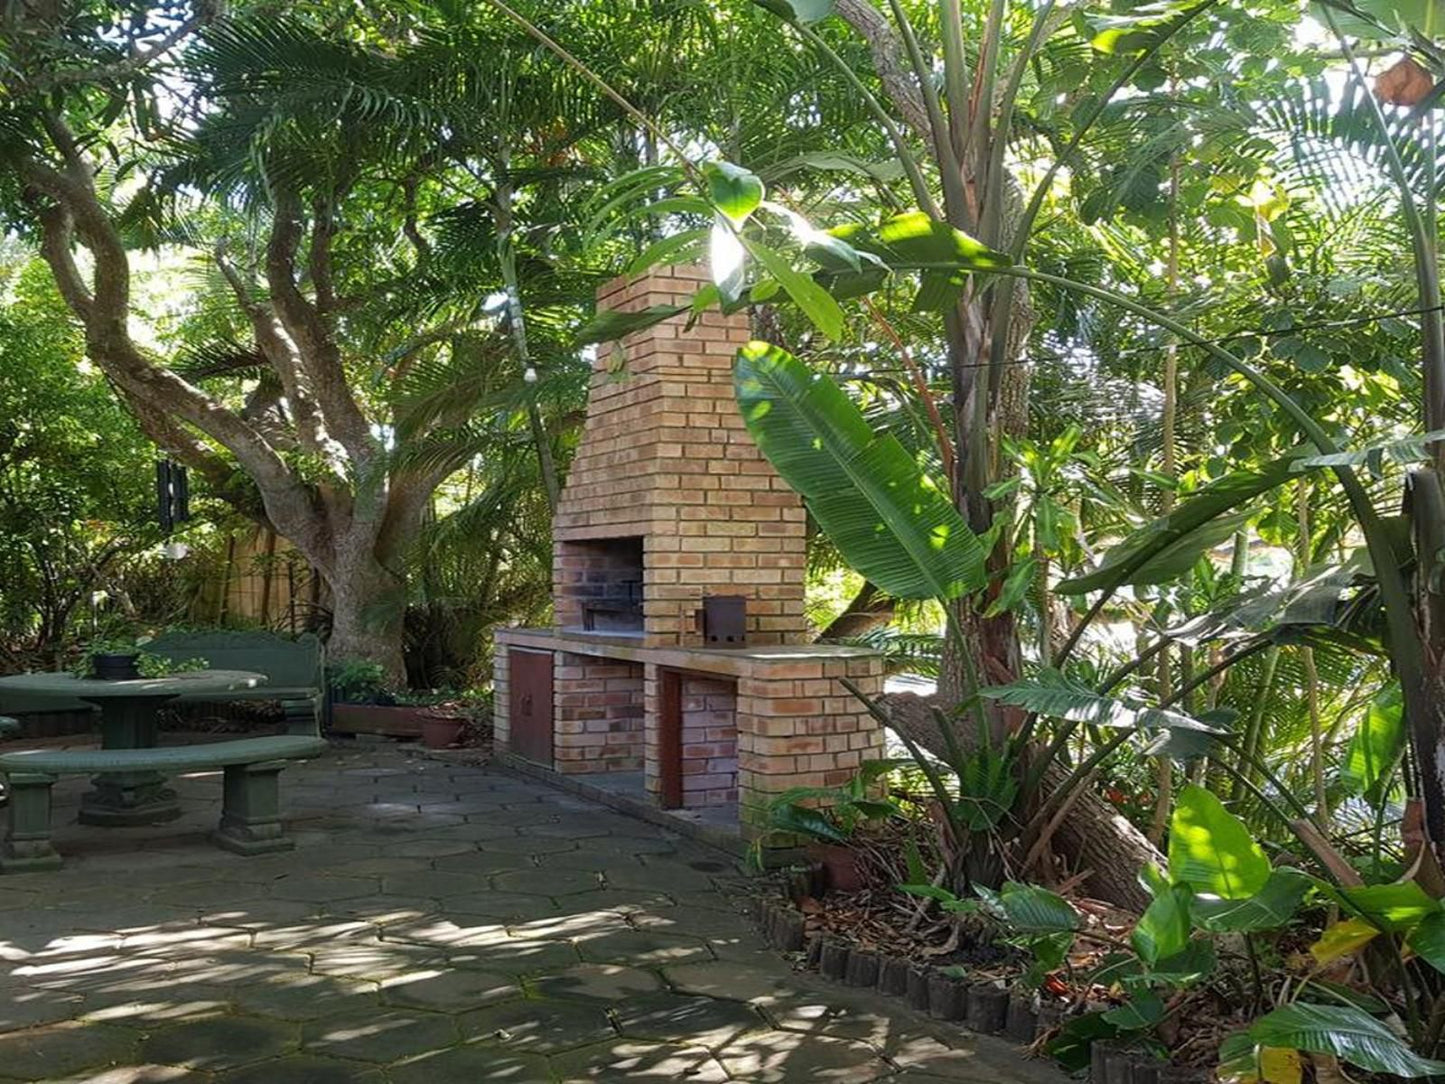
[[752, 873, 1222, 1084]]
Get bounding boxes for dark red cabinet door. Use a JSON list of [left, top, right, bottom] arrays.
[[509, 649, 554, 766]]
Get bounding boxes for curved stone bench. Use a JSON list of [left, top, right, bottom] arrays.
[[0, 735, 326, 873]]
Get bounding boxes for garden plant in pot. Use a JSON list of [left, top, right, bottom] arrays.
[[405, 693, 472, 749], [758, 760, 906, 892], [77, 636, 209, 681], [327, 660, 476, 746]]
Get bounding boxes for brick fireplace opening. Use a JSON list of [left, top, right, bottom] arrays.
[[494, 264, 885, 839], [556, 537, 644, 634]]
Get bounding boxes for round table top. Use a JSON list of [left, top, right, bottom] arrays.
[[0, 670, 267, 699]]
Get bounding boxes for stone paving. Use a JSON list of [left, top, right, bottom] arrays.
[[0, 743, 1062, 1083]]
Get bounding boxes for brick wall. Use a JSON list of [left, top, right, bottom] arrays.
[[679, 675, 738, 807], [553, 264, 808, 647], [553, 654, 644, 774], [494, 265, 885, 837], [736, 653, 887, 829]]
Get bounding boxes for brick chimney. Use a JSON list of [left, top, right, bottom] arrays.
[[552, 264, 808, 646]]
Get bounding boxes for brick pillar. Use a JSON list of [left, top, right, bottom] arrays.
[[736, 654, 887, 836]]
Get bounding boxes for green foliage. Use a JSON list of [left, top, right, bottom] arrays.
[[762, 759, 908, 847], [1057, 453, 1306, 595], [1168, 785, 1271, 900], [327, 659, 390, 704], [0, 262, 156, 662], [1246, 1003, 1445, 1078], [70, 638, 209, 679], [733, 341, 985, 599], [1133, 883, 1194, 964], [1341, 682, 1404, 804]]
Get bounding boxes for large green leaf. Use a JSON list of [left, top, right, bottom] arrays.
[[828, 211, 1011, 276], [1336, 881, 1438, 933], [1408, 909, 1445, 973], [1133, 884, 1193, 965], [1342, 683, 1405, 805], [1089, 0, 1211, 54], [1103, 991, 1166, 1031], [1169, 784, 1271, 899], [704, 161, 764, 223], [981, 882, 1081, 932], [751, 0, 834, 22], [979, 669, 1223, 732], [1058, 454, 1305, 595], [767, 801, 849, 844], [747, 240, 845, 339], [734, 341, 985, 599], [1248, 1003, 1445, 1078], [1191, 869, 1314, 933]]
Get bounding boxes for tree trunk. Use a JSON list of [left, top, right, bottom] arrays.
[[326, 551, 407, 684], [817, 580, 895, 640], [883, 690, 1160, 913]]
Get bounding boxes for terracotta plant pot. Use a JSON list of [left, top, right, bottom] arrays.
[[420, 715, 466, 749], [809, 842, 865, 893], [91, 653, 141, 681], [330, 703, 430, 738]]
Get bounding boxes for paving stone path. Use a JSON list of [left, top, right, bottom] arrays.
[[0, 744, 1063, 1083]]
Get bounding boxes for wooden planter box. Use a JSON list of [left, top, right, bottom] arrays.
[[330, 704, 431, 738]]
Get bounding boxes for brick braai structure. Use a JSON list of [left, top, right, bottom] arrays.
[[494, 265, 884, 835]]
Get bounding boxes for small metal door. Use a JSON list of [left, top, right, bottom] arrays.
[[509, 650, 554, 766]]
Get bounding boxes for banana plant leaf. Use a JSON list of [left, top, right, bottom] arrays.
[[1169, 784, 1271, 899], [1058, 452, 1306, 595], [1191, 868, 1315, 932], [1296, 426, 1445, 470], [734, 341, 985, 599], [979, 669, 1223, 731], [1247, 1003, 1445, 1078], [1342, 682, 1405, 805]]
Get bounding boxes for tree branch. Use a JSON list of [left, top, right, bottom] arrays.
[[40, 14, 205, 89], [20, 134, 335, 570], [215, 247, 332, 459], [834, 0, 932, 140], [265, 186, 376, 468]]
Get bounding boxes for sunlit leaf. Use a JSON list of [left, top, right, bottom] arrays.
[[1133, 883, 1192, 964], [733, 341, 985, 599], [1310, 917, 1381, 965], [1248, 1003, 1445, 1078], [1169, 784, 1270, 899], [704, 161, 764, 223], [1336, 880, 1438, 933], [1192, 869, 1314, 933], [747, 240, 845, 339]]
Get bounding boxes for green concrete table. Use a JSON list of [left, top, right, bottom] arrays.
[[0, 670, 266, 826]]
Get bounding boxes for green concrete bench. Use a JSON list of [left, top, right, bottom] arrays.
[[146, 630, 325, 733], [0, 717, 17, 739], [0, 734, 326, 873]]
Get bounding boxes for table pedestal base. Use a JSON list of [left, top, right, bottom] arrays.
[[80, 772, 181, 826]]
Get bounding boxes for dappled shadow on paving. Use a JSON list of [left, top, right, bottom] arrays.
[[0, 745, 1062, 1082]]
